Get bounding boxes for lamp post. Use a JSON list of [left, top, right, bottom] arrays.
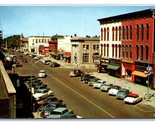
[[145, 65, 153, 101]]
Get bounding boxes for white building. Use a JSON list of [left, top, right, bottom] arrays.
[[28, 36, 51, 55], [57, 36, 72, 53]]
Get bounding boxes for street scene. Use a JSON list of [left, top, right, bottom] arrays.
[[0, 5, 155, 120]]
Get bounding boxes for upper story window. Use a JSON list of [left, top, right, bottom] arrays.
[[101, 28, 103, 41], [107, 28, 109, 41], [115, 27, 118, 41], [112, 27, 114, 41], [136, 24, 140, 41], [126, 26, 128, 40], [119, 26, 121, 41], [146, 23, 149, 40], [104, 28, 106, 41], [141, 24, 144, 41], [122, 26, 125, 40], [129, 25, 132, 40]]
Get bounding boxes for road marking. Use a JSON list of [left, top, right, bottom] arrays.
[[48, 73, 115, 118]]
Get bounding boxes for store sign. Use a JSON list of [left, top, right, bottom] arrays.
[[122, 59, 134, 63]]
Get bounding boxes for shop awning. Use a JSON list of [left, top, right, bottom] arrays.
[[107, 65, 120, 70], [132, 71, 148, 78]]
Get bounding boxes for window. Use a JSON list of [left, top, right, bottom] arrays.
[[129, 45, 132, 59], [126, 26, 128, 40], [136, 46, 139, 60], [115, 27, 118, 41], [104, 28, 106, 41], [101, 28, 103, 41], [107, 28, 109, 41], [104, 44, 106, 57], [136, 25, 139, 41], [126, 45, 128, 58], [112, 44, 114, 57], [83, 53, 89, 63], [112, 27, 114, 41], [145, 46, 149, 60], [107, 44, 109, 57], [146, 23, 149, 40], [122, 26, 125, 40], [141, 24, 144, 40], [115, 45, 117, 58], [119, 45, 121, 58], [140, 46, 143, 60], [119, 26, 121, 41], [122, 45, 124, 58], [129, 25, 132, 40]]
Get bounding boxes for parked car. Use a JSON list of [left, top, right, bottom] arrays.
[[49, 62, 60, 67], [69, 69, 83, 77], [100, 83, 113, 92], [83, 75, 96, 83], [124, 93, 142, 104], [116, 88, 131, 99], [47, 101, 66, 109], [47, 107, 73, 118], [108, 85, 121, 96], [88, 77, 100, 86], [33, 89, 54, 101], [93, 79, 106, 89], [81, 73, 90, 81], [40, 107, 54, 118], [38, 70, 47, 78]]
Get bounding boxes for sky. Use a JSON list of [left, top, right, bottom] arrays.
[[0, 5, 155, 38]]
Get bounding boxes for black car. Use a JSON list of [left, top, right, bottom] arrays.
[[83, 75, 96, 83], [81, 73, 90, 81], [49, 62, 60, 67]]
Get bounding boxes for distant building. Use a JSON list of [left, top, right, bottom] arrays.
[[28, 36, 51, 55], [71, 37, 100, 68]]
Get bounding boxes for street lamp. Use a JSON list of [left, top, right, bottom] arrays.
[[145, 65, 153, 101]]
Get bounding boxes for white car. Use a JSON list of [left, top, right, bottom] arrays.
[[93, 79, 106, 89], [108, 85, 121, 96], [124, 93, 142, 104], [100, 83, 113, 92], [38, 70, 46, 78], [33, 89, 54, 101]]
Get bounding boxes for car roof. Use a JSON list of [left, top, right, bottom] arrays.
[[128, 93, 139, 97], [40, 70, 45, 72], [53, 107, 67, 112]]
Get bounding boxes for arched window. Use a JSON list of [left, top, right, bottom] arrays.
[[136, 45, 139, 60], [145, 46, 149, 60], [112, 27, 114, 41], [101, 28, 103, 41], [112, 44, 114, 57], [107, 44, 109, 57], [146, 23, 149, 40], [140, 46, 143, 60], [122, 45, 125, 58], [115, 27, 118, 41], [126, 45, 128, 58], [122, 26, 125, 40], [119, 26, 122, 41], [136, 25, 139, 41], [126, 26, 128, 40], [107, 28, 109, 41], [115, 44, 117, 58], [119, 45, 121, 58], [129, 45, 132, 59], [129, 25, 132, 40], [104, 44, 106, 57], [104, 28, 106, 41], [141, 24, 144, 40]]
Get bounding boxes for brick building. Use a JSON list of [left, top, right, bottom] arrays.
[[98, 9, 155, 89]]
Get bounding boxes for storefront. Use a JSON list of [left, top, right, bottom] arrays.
[[107, 59, 120, 78], [121, 59, 135, 81]]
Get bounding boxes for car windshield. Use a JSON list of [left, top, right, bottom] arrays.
[[52, 111, 61, 115]]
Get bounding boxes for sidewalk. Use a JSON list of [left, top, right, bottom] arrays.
[[46, 57, 155, 109]]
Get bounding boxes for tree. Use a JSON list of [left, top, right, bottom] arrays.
[[4, 35, 20, 48]]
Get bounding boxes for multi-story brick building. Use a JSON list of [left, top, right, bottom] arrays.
[[98, 9, 155, 89]]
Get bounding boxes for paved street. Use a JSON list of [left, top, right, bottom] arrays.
[[13, 54, 155, 118]]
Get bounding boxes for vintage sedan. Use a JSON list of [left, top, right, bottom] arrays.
[[47, 107, 73, 118], [38, 70, 47, 78], [108, 85, 121, 96], [116, 88, 130, 100], [69, 69, 83, 77], [100, 83, 113, 92], [124, 93, 142, 104], [93, 79, 106, 89], [88, 77, 100, 86]]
